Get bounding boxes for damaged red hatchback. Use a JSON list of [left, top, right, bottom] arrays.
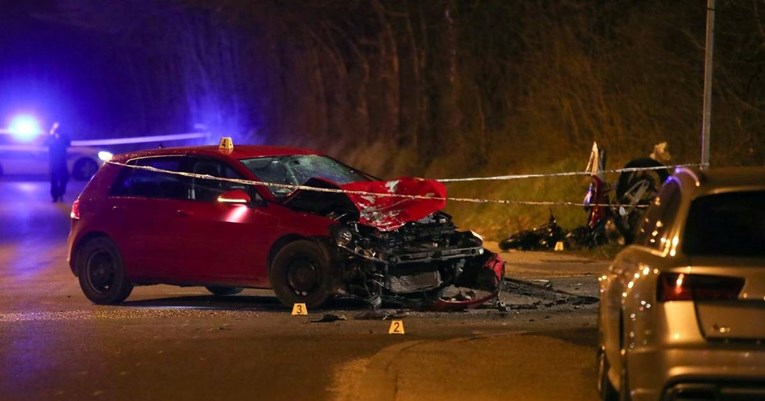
[[67, 141, 504, 309]]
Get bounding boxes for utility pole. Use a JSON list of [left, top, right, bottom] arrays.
[[701, 0, 715, 169]]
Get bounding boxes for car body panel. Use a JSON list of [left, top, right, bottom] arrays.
[[340, 178, 446, 231], [598, 167, 765, 401]]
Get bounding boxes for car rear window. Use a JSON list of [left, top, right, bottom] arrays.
[[110, 156, 251, 202], [110, 157, 187, 199], [683, 191, 765, 257]]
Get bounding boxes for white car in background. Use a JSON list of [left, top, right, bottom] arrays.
[[0, 133, 111, 180]]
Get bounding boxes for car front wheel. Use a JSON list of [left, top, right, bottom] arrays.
[[269, 240, 332, 309], [76, 237, 133, 304]]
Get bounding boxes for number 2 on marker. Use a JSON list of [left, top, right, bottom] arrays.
[[388, 320, 405, 334]]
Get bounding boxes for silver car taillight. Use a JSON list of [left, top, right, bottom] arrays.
[[657, 273, 744, 302]]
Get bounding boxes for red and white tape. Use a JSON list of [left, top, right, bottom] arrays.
[[104, 161, 699, 208]]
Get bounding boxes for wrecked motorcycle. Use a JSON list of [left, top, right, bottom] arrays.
[[499, 210, 565, 251], [567, 142, 669, 249]]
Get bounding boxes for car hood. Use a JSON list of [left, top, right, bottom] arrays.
[[283, 177, 446, 231]]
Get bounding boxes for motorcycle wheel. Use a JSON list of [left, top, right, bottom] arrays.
[[615, 158, 669, 242]]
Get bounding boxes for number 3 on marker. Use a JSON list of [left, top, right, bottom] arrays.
[[291, 303, 308, 316], [388, 320, 405, 334]]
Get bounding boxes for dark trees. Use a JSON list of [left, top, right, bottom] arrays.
[[32, 0, 765, 174]]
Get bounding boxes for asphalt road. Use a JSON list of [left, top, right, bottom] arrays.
[[0, 177, 608, 401]]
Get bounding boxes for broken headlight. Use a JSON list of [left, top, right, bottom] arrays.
[[332, 226, 354, 246]]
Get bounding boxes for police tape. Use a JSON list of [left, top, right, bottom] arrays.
[[435, 163, 703, 182], [103, 160, 694, 208]]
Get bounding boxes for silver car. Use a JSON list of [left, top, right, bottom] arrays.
[[0, 133, 110, 180], [598, 167, 765, 401]]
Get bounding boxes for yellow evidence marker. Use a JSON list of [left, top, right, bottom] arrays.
[[388, 320, 405, 334], [554, 241, 564, 251], [291, 303, 308, 316]]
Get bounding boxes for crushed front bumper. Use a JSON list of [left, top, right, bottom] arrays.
[[432, 251, 504, 310]]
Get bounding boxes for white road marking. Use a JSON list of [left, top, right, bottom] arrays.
[[0, 308, 262, 322]]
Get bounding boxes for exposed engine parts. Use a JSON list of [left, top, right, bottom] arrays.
[[328, 212, 502, 308]]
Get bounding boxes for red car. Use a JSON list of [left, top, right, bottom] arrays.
[[67, 140, 504, 309]]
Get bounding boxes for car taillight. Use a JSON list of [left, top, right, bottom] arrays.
[[70, 199, 80, 220], [657, 273, 744, 302]]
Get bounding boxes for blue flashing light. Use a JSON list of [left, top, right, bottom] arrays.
[[8, 115, 42, 142]]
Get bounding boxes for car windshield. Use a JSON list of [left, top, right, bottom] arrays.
[[240, 155, 372, 198], [683, 191, 765, 257]]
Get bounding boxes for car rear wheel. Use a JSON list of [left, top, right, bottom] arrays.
[[77, 237, 133, 304], [619, 363, 631, 401], [270, 240, 332, 309], [597, 347, 618, 401], [72, 158, 99, 181], [618, 314, 632, 401], [205, 286, 243, 296]]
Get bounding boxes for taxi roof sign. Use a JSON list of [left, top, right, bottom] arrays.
[[219, 137, 234, 151]]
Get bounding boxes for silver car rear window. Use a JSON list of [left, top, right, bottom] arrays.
[[683, 191, 765, 257]]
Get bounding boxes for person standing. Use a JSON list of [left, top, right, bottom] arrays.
[[46, 122, 70, 203]]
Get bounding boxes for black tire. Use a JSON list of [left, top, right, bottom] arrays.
[[72, 158, 99, 181], [616, 158, 669, 242], [618, 313, 632, 401], [205, 286, 243, 296], [76, 237, 133, 304], [616, 158, 668, 204], [597, 347, 619, 401], [619, 360, 631, 401], [269, 240, 332, 309]]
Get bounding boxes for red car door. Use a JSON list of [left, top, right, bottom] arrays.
[[162, 157, 278, 285], [106, 156, 197, 282]]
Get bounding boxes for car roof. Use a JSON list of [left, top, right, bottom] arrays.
[[673, 166, 765, 196], [111, 145, 322, 163]]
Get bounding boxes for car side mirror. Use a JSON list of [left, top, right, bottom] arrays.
[[217, 189, 252, 205]]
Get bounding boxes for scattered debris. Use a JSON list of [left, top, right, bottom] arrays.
[[508, 303, 540, 310], [353, 309, 408, 321], [310, 314, 347, 323], [530, 279, 553, 289], [502, 277, 598, 308]]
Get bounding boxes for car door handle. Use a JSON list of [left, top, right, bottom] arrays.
[[111, 205, 125, 212], [176, 209, 192, 217]]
